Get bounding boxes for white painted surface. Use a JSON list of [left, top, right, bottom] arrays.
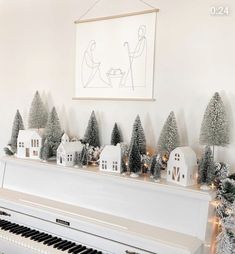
[[0, 0, 235, 170], [0, 157, 215, 248]]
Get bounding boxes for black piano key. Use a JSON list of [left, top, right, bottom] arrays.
[[89, 251, 98, 254], [56, 240, 71, 250], [37, 234, 51, 242], [80, 249, 93, 254], [30, 232, 45, 240], [33, 232, 48, 241], [72, 246, 87, 254], [17, 228, 32, 235], [68, 245, 82, 253], [47, 238, 62, 246], [0, 220, 8, 226], [0, 222, 12, 229], [9, 225, 24, 233], [61, 242, 76, 251], [2, 223, 17, 231], [22, 229, 38, 237], [43, 236, 58, 245], [54, 239, 68, 248]]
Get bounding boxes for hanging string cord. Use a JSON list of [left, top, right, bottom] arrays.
[[77, 0, 102, 21], [139, 0, 157, 10]]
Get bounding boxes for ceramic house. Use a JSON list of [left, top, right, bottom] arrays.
[[99, 144, 121, 173], [167, 146, 197, 187], [17, 129, 44, 160], [57, 134, 83, 167]]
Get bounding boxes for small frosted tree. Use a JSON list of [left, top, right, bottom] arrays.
[[83, 111, 100, 147], [130, 115, 146, 155], [41, 139, 51, 161], [80, 145, 88, 166], [44, 107, 62, 157], [157, 111, 180, 153], [5, 110, 24, 154], [150, 155, 157, 176], [200, 92, 230, 155], [198, 146, 215, 188], [111, 123, 122, 145], [128, 139, 141, 176], [28, 91, 48, 129], [153, 160, 161, 182]]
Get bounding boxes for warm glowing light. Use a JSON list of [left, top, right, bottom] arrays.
[[211, 183, 216, 189]]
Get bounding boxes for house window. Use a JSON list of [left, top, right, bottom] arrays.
[[67, 154, 72, 161], [102, 160, 107, 170], [33, 151, 38, 156], [19, 142, 24, 148], [31, 139, 39, 147], [182, 174, 185, 179], [172, 167, 180, 182], [113, 161, 118, 171], [174, 153, 180, 161]]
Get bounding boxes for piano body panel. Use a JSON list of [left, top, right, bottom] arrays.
[[0, 189, 202, 254], [0, 157, 216, 253]]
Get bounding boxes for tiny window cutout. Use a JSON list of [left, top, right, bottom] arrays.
[[22, 142, 24, 148], [37, 140, 39, 147], [174, 153, 180, 161], [168, 170, 170, 175], [182, 174, 185, 179], [31, 140, 33, 147]]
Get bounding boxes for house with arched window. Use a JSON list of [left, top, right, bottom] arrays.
[[167, 147, 197, 187]]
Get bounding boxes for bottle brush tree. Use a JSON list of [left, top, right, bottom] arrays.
[[44, 107, 62, 157], [5, 110, 24, 155], [130, 115, 146, 155], [83, 111, 100, 147], [28, 91, 48, 129], [128, 139, 141, 176], [198, 146, 215, 189], [157, 111, 180, 153], [111, 123, 122, 145], [199, 92, 230, 156]]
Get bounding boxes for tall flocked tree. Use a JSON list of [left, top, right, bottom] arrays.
[[28, 91, 48, 129], [198, 146, 215, 189], [111, 123, 122, 145], [83, 111, 100, 147], [130, 115, 146, 155], [200, 92, 230, 155], [44, 107, 62, 157], [157, 111, 180, 153], [4, 110, 24, 155]]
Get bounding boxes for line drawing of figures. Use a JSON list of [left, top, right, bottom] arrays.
[[81, 40, 111, 88], [122, 25, 147, 90]]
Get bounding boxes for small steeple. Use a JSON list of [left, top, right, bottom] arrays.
[[61, 133, 69, 144]]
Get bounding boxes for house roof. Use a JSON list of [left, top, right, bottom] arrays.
[[100, 144, 121, 160], [58, 141, 83, 153], [170, 146, 197, 166], [18, 129, 44, 140]]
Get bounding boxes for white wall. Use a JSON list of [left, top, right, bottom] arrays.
[[0, 0, 235, 171]]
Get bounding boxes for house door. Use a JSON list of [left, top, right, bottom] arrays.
[[25, 148, 30, 157], [172, 167, 180, 182], [60, 157, 62, 164]]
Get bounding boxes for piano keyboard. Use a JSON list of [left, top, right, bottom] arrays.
[[0, 219, 103, 254]]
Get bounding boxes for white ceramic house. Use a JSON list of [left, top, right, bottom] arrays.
[[99, 144, 121, 173], [167, 146, 197, 187], [57, 134, 83, 167], [17, 129, 44, 160]]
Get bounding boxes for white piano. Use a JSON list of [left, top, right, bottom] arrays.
[[0, 157, 216, 254]]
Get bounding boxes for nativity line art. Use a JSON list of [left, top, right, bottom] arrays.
[[81, 25, 147, 90]]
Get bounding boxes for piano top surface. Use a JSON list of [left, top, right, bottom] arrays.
[[0, 187, 202, 252]]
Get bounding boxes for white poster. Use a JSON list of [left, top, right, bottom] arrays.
[[75, 11, 157, 100]]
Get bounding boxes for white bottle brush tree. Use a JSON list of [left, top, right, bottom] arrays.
[[28, 91, 48, 129], [200, 92, 230, 157], [83, 111, 100, 148], [4, 110, 24, 155], [157, 111, 180, 154]]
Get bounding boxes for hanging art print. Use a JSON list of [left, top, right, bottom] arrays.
[[74, 10, 157, 100]]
